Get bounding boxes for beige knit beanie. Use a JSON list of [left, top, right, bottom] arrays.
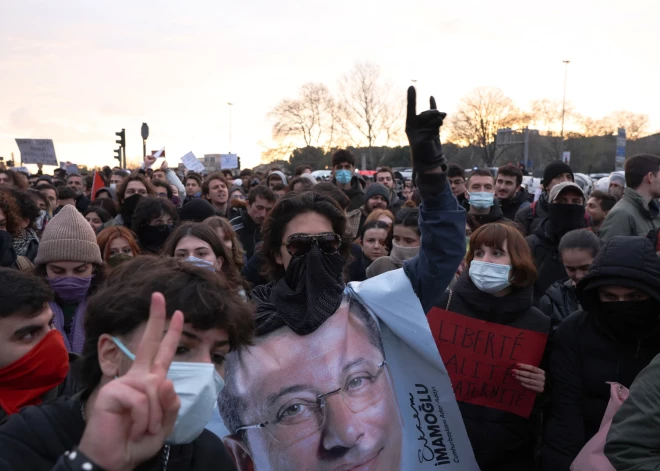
[[35, 205, 102, 265]]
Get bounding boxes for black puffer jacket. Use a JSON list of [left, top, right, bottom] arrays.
[[526, 218, 567, 304], [542, 236, 660, 471], [464, 201, 512, 233], [436, 273, 550, 469], [538, 279, 580, 331]]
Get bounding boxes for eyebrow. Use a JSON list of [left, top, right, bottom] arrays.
[[12, 312, 55, 339], [50, 262, 88, 271], [180, 330, 229, 348]]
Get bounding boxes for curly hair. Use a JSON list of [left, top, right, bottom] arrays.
[[0, 189, 23, 237]]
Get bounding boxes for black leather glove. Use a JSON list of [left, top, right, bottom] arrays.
[[405, 86, 447, 172]]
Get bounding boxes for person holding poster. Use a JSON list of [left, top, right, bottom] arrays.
[[433, 222, 550, 470], [542, 235, 660, 470], [217, 88, 479, 470]]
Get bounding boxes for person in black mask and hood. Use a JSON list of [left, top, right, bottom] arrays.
[[131, 197, 178, 254], [527, 181, 587, 303], [542, 235, 660, 470]]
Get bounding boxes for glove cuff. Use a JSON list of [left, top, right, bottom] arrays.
[[411, 141, 446, 172]]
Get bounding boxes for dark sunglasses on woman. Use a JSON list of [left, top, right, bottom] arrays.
[[284, 232, 341, 257]]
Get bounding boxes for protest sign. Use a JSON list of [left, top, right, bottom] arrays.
[[220, 153, 238, 169], [151, 147, 165, 159], [15, 139, 58, 165], [60, 162, 79, 175], [180, 152, 205, 173], [427, 307, 547, 418]]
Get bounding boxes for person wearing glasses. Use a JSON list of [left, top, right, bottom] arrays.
[[216, 88, 469, 469]]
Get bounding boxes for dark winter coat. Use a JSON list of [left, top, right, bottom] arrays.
[[538, 279, 580, 331], [230, 212, 261, 260], [526, 218, 567, 304], [436, 274, 550, 469], [0, 391, 238, 470], [336, 176, 365, 212], [499, 189, 531, 221], [515, 192, 549, 236], [464, 201, 512, 233], [542, 236, 660, 471]]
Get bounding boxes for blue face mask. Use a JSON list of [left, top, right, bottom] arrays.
[[468, 191, 495, 210], [184, 255, 216, 272], [112, 336, 224, 444], [335, 169, 353, 185], [469, 260, 511, 294]]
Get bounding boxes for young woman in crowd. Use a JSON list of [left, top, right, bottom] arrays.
[[8, 189, 41, 262], [437, 222, 549, 470], [96, 226, 140, 268], [364, 208, 395, 227], [203, 216, 246, 272], [130, 196, 178, 254], [360, 220, 391, 263], [542, 235, 660, 470], [161, 223, 245, 293], [33, 205, 104, 354], [538, 229, 600, 331], [83, 207, 112, 234], [366, 207, 420, 278], [0, 256, 254, 470]]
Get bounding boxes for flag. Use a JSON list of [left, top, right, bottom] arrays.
[[90, 171, 105, 201]]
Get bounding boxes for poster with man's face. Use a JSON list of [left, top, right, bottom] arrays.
[[219, 269, 478, 470]]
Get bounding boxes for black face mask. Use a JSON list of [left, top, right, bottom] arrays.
[[599, 299, 660, 341], [254, 245, 346, 336], [120, 194, 143, 228], [548, 203, 586, 238], [138, 224, 173, 253]]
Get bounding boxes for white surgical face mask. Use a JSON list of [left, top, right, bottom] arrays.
[[112, 336, 224, 444], [184, 255, 216, 272], [469, 260, 511, 294], [110, 183, 117, 190], [468, 191, 495, 210]]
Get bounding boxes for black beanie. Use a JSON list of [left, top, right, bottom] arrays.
[[178, 198, 216, 222], [365, 183, 391, 204], [543, 161, 574, 186]]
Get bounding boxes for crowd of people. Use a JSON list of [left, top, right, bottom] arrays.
[[1, 87, 660, 471]]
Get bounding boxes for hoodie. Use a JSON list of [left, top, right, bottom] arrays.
[[542, 236, 660, 470], [266, 171, 288, 187], [94, 187, 116, 201], [334, 175, 365, 212]]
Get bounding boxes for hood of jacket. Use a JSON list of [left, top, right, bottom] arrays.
[[266, 171, 288, 186], [94, 186, 116, 201], [453, 270, 534, 324], [467, 201, 506, 226], [339, 176, 365, 197], [499, 188, 529, 208], [577, 236, 660, 314]]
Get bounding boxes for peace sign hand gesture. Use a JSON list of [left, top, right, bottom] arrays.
[[78, 293, 184, 471], [405, 86, 448, 173]]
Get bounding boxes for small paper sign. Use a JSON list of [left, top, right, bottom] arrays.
[[180, 152, 205, 173]]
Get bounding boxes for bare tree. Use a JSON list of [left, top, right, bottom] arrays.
[[447, 87, 526, 166], [530, 99, 575, 136], [575, 116, 613, 137], [608, 111, 649, 140], [336, 62, 404, 167], [268, 83, 337, 150]]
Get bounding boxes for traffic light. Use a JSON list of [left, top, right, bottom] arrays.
[[115, 129, 126, 169]]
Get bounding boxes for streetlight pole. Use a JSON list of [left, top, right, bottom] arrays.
[[227, 102, 233, 153], [559, 60, 570, 159]]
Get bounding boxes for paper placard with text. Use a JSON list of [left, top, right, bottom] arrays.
[[427, 307, 547, 418], [15, 139, 58, 165], [180, 152, 205, 173]]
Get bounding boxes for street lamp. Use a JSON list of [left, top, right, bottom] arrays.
[[227, 102, 233, 153], [141, 123, 149, 159], [559, 60, 570, 159]]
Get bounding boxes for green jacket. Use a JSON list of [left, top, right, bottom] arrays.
[[599, 187, 660, 242], [605, 352, 660, 470]]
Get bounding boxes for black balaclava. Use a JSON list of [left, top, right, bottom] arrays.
[[120, 194, 143, 228], [548, 203, 586, 239]]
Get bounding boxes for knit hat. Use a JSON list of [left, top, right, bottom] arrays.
[[549, 182, 585, 203], [35, 205, 102, 265], [609, 173, 625, 186], [178, 198, 216, 222], [365, 183, 391, 205], [542, 161, 574, 186]]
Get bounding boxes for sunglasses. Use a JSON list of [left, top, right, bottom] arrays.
[[283, 232, 341, 257]]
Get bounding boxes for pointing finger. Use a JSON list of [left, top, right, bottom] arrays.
[[152, 310, 184, 378], [430, 96, 437, 110], [133, 293, 168, 372], [407, 86, 417, 121]]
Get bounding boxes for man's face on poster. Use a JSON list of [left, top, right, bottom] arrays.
[[227, 301, 402, 470]]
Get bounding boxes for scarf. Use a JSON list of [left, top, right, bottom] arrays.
[[12, 229, 39, 257], [50, 298, 87, 354]]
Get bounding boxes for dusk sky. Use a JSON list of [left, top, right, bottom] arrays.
[[1, 0, 658, 171]]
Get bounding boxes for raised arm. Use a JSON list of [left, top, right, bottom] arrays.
[[400, 86, 466, 314]]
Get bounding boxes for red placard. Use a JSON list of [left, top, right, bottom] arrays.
[[427, 307, 548, 418]]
